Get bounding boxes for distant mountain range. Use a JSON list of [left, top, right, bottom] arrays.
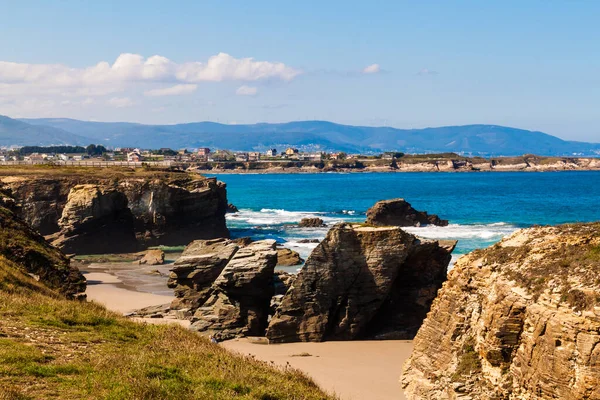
[[0, 114, 596, 156]]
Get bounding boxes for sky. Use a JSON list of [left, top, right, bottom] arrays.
[[0, 0, 599, 142]]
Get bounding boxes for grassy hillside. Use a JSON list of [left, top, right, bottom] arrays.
[[0, 203, 333, 400]]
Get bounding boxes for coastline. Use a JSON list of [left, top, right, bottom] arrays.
[[194, 165, 600, 174]]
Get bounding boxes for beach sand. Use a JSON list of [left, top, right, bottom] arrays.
[[84, 270, 411, 399], [223, 338, 412, 400]]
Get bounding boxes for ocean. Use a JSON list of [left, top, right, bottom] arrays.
[[210, 171, 600, 268]]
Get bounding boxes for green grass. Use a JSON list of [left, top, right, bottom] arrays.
[[0, 257, 334, 400]]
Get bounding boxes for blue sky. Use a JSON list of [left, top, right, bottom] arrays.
[[0, 0, 599, 141]]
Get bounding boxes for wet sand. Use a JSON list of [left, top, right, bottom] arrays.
[[223, 338, 412, 400]]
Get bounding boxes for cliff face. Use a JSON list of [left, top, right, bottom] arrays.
[[0, 201, 85, 298], [266, 223, 455, 343], [402, 223, 600, 400], [0, 171, 228, 253]]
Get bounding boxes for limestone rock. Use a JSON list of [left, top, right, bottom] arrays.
[[298, 217, 326, 227], [139, 249, 165, 265], [0, 172, 229, 253], [266, 223, 454, 343], [402, 223, 600, 400], [50, 185, 137, 254], [167, 238, 239, 310], [190, 240, 278, 339], [366, 198, 448, 227], [276, 247, 304, 266], [226, 203, 239, 213]]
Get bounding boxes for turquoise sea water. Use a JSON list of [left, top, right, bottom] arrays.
[[210, 171, 600, 265]]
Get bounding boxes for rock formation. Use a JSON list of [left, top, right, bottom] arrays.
[[298, 217, 326, 227], [276, 247, 304, 266], [266, 223, 455, 343], [226, 203, 239, 213], [49, 185, 137, 254], [139, 249, 165, 265], [0, 170, 228, 254], [0, 202, 85, 298], [402, 223, 600, 400], [190, 240, 278, 339], [366, 198, 448, 227], [167, 238, 239, 310]]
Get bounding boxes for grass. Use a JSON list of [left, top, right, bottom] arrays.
[[451, 337, 482, 382], [0, 257, 334, 399]]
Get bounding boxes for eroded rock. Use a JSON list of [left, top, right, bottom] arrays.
[[276, 247, 304, 266], [190, 240, 278, 339], [167, 238, 239, 310], [402, 223, 600, 400], [139, 249, 165, 265], [50, 185, 137, 254], [266, 223, 454, 343], [366, 198, 448, 227], [298, 217, 326, 227]]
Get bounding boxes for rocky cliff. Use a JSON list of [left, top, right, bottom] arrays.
[[0, 200, 85, 298], [266, 223, 455, 342], [402, 223, 600, 400], [0, 169, 228, 253]]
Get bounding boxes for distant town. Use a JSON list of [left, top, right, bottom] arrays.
[[0, 144, 404, 165]]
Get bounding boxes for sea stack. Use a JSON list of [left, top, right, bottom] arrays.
[[266, 223, 456, 342], [366, 198, 448, 227], [402, 223, 600, 399]]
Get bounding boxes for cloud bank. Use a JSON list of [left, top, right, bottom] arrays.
[[0, 53, 302, 96]]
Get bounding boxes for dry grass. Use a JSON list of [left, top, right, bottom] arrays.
[[0, 259, 334, 399], [481, 223, 600, 309]]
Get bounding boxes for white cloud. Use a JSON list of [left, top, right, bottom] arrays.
[[236, 85, 258, 96], [0, 53, 301, 90], [144, 84, 197, 97], [362, 64, 381, 74], [107, 97, 136, 108], [0, 52, 300, 118]]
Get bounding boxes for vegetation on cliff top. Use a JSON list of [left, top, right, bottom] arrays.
[[474, 222, 600, 310]]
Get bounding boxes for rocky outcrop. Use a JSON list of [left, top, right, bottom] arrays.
[[139, 249, 165, 265], [402, 223, 600, 400], [0, 203, 85, 298], [0, 171, 228, 254], [366, 198, 448, 227], [190, 240, 278, 339], [276, 247, 304, 266], [298, 217, 326, 227], [226, 203, 239, 213], [266, 223, 455, 343], [49, 185, 137, 254], [167, 238, 239, 310]]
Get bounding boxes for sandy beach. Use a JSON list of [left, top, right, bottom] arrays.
[[84, 269, 412, 400], [223, 338, 412, 400]]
